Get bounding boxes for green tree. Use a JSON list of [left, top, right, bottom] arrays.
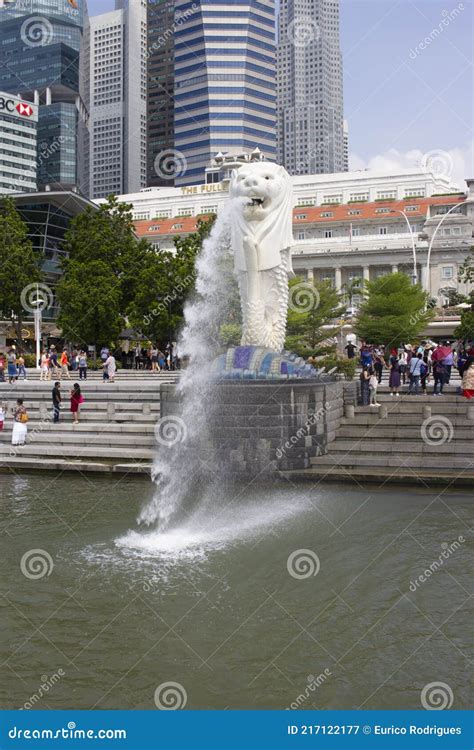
[[285, 277, 345, 357], [57, 196, 149, 347], [454, 310, 474, 342], [128, 216, 216, 344], [458, 253, 474, 284], [438, 287, 468, 307], [355, 272, 434, 347], [0, 197, 41, 342]]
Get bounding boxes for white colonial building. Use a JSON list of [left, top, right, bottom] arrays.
[[99, 160, 474, 305]]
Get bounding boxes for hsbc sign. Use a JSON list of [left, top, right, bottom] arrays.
[[0, 93, 38, 122]]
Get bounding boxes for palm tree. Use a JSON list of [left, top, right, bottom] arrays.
[[342, 277, 362, 313]]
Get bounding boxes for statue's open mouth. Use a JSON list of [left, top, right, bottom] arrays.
[[248, 197, 265, 207]]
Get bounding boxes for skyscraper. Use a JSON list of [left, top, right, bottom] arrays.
[[147, 0, 175, 187], [173, 0, 277, 187], [88, 0, 147, 199], [277, 0, 346, 175], [0, 0, 89, 193]]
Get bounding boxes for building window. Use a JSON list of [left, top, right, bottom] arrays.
[[405, 206, 418, 212], [377, 190, 397, 200], [321, 211, 333, 217], [452, 227, 461, 235], [295, 213, 307, 220], [177, 207, 193, 216], [442, 228, 451, 236], [404, 188, 424, 197], [297, 231, 307, 240], [324, 230, 333, 238], [441, 265, 454, 279], [322, 195, 342, 204], [171, 223, 183, 230], [376, 208, 391, 214], [297, 198, 315, 206], [379, 227, 388, 235], [352, 227, 361, 237], [349, 193, 369, 202], [348, 210, 361, 216]]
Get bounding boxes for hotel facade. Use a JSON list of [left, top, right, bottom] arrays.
[[104, 166, 474, 312]]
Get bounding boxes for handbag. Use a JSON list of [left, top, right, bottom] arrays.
[[20, 412, 29, 424]]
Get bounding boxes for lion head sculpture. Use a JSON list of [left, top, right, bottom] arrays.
[[229, 162, 294, 273]]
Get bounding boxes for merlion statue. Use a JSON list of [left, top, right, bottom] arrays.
[[229, 162, 294, 352]]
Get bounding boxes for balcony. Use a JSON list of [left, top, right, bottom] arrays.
[[292, 232, 429, 256]]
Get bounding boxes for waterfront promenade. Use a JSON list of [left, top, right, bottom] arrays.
[[0, 369, 472, 485]]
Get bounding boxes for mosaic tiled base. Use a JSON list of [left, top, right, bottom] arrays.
[[211, 346, 316, 380]]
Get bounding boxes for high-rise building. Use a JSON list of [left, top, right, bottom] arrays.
[[277, 0, 346, 175], [0, 0, 89, 193], [343, 119, 349, 172], [88, 0, 147, 199], [147, 0, 175, 187], [0, 92, 38, 193], [173, 0, 277, 187]]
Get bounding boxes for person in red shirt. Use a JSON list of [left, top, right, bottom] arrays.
[[70, 383, 84, 424]]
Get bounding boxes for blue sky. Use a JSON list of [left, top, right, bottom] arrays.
[[87, 0, 473, 185]]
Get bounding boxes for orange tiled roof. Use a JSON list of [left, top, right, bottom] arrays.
[[134, 195, 465, 237]]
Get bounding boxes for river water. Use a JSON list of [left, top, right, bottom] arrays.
[[0, 473, 471, 711]]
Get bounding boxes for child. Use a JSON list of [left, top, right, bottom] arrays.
[[17, 355, 27, 381], [369, 368, 380, 407], [0, 402, 5, 432]]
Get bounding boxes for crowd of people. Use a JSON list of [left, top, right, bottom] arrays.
[[0, 341, 179, 385], [349, 340, 474, 404]]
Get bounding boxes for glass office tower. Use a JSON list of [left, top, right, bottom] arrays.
[[0, 0, 89, 193]]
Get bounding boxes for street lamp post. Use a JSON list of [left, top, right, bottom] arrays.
[[390, 209, 418, 284], [424, 199, 470, 295], [32, 285, 42, 371]]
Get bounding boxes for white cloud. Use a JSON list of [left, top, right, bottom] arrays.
[[349, 141, 473, 191]]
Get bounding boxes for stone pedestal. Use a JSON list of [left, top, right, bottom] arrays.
[[161, 377, 345, 476]]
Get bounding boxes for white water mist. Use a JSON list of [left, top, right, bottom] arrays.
[[138, 201, 241, 529]]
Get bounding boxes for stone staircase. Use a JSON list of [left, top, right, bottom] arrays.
[[281, 385, 474, 486], [0, 375, 179, 475]]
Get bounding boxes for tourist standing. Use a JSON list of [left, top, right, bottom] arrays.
[[0, 402, 4, 432], [17, 355, 27, 381], [0, 352, 5, 382], [344, 341, 357, 359], [100, 346, 109, 365], [52, 381, 61, 423], [359, 367, 370, 405], [151, 346, 159, 372], [461, 355, 474, 399], [408, 353, 423, 394], [7, 348, 18, 383], [40, 350, 50, 381], [388, 354, 401, 396], [103, 352, 116, 383], [78, 351, 88, 380], [442, 344, 454, 384], [420, 355, 430, 394], [373, 350, 386, 384], [11, 399, 28, 446], [49, 347, 60, 379], [70, 383, 84, 424], [60, 349, 71, 379], [432, 359, 446, 396], [398, 349, 408, 384], [368, 369, 380, 407]]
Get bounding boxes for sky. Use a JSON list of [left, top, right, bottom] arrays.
[[87, 0, 473, 188]]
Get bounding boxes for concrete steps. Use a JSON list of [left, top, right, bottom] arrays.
[[0, 380, 162, 473], [303, 384, 474, 485]]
